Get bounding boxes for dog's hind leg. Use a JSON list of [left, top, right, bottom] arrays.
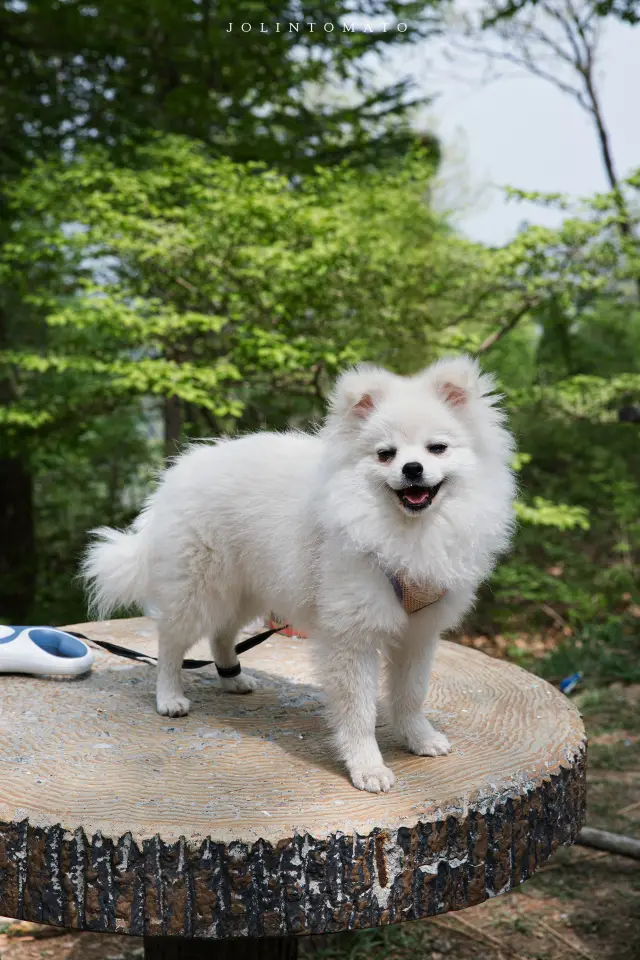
[[209, 624, 257, 695], [156, 618, 194, 717]]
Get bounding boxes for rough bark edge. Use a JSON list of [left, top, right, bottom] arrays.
[[0, 748, 586, 939]]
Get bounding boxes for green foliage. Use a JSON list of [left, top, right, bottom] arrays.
[[32, 408, 160, 625], [537, 617, 640, 685], [485, 390, 640, 631], [1, 130, 639, 630], [0, 0, 446, 622], [9, 136, 575, 446], [7, 139, 634, 442], [514, 497, 590, 532], [471, 175, 640, 632], [0, 0, 442, 182], [2, 139, 441, 440], [0, 0, 635, 650]]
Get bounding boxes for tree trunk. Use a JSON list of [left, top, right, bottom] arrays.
[[585, 76, 640, 297], [578, 827, 640, 860], [0, 306, 37, 622], [0, 454, 36, 622]]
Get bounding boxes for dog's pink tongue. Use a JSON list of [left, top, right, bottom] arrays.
[[405, 488, 430, 504]]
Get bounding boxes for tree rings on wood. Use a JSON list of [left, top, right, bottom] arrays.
[[0, 617, 586, 939]]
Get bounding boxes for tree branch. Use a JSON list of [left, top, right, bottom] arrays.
[[474, 296, 543, 354]]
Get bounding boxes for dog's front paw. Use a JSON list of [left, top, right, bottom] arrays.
[[407, 728, 451, 757], [220, 672, 257, 694], [350, 764, 396, 794], [157, 695, 191, 717]]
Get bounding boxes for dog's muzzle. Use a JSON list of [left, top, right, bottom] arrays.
[[391, 480, 444, 513]]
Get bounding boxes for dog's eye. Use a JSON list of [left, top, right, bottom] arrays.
[[427, 443, 448, 455], [377, 448, 396, 463]]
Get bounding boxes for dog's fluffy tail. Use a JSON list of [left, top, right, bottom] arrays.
[[81, 513, 151, 620]]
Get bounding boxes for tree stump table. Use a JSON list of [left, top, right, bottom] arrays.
[[0, 617, 586, 959]]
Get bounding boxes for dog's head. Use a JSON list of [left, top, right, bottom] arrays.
[[323, 355, 514, 522]]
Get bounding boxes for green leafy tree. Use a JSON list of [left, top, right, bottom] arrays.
[[3, 140, 449, 452], [11, 136, 625, 451], [0, 0, 443, 178], [5, 138, 640, 627], [0, 0, 443, 621]]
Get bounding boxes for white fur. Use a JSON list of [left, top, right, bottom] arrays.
[[82, 355, 516, 791]]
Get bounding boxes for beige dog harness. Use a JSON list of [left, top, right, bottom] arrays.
[[386, 572, 446, 614]]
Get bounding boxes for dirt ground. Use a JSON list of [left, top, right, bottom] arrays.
[[2, 680, 639, 960]]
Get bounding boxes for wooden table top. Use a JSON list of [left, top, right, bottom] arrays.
[[0, 617, 586, 939]]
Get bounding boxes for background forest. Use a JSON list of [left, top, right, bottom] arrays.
[[0, 0, 638, 671]]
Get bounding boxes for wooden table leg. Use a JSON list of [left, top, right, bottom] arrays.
[[144, 935, 298, 959]]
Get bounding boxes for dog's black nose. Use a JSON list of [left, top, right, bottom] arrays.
[[402, 461, 423, 480]]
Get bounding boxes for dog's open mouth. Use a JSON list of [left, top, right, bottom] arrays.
[[393, 481, 444, 513]]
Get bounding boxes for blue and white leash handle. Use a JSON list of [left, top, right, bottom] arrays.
[[0, 625, 94, 676]]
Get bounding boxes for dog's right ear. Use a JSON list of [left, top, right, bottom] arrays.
[[328, 364, 391, 421]]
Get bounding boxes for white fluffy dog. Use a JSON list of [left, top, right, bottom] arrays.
[[83, 355, 515, 793]]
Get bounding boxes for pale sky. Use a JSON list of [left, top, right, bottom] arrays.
[[383, 15, 640, 245]]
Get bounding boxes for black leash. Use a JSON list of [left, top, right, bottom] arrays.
[[63, 623, 289, 679]]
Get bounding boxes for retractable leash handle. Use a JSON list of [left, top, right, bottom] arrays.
[[0, 625, 94, 677]]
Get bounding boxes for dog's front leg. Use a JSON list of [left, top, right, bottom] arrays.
[[387, 629, 451, 757], [321, 633, 395, 793]]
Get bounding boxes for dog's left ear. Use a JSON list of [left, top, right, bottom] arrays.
[[423, 355, 495, 409], [329, 364, 393, 421]]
